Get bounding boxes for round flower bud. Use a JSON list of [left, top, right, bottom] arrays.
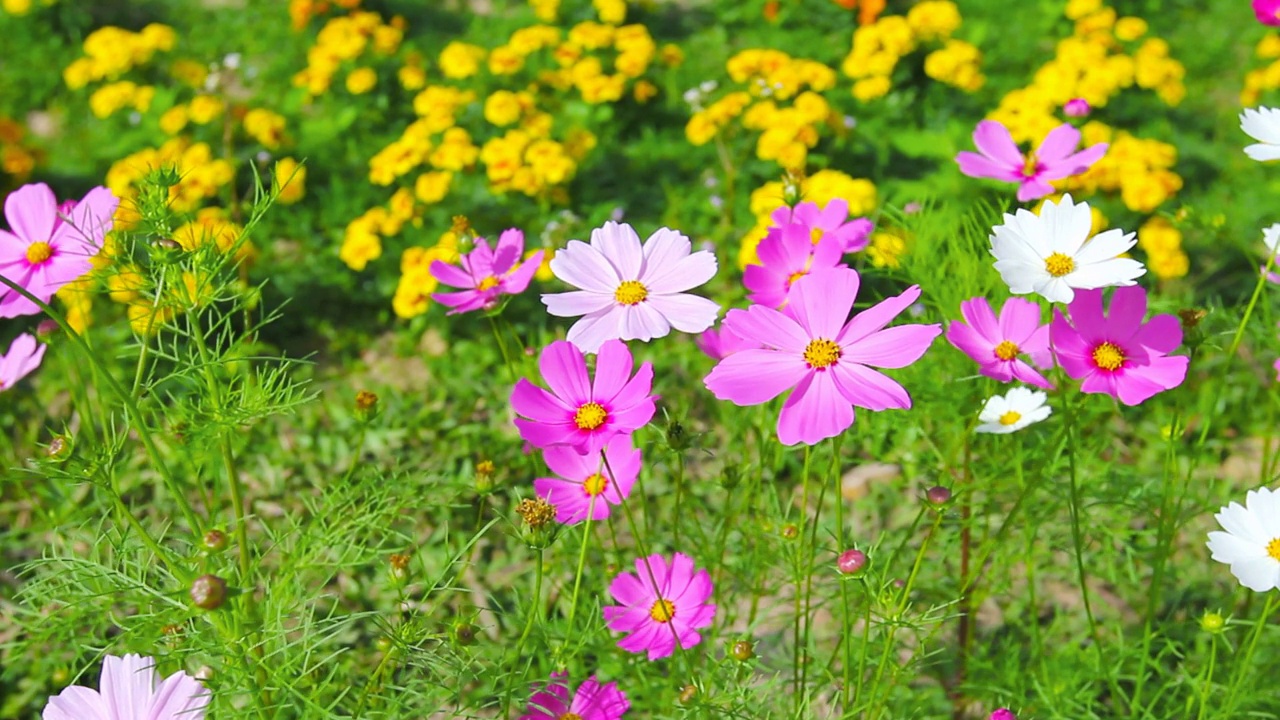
[[990, 710, 1017, 720], [781, 523, 799, 540], [190, 574, 228, 610], [202, 530, 228, 553], [1200, 611, 1225, 634], [678, 685, 698, 704], [451, 622, 477, 646], [926, 486, 952, 506], [730, 640, 755, 661], [45, 435, 71, 461], [838, 549, 868, 576], [1064, 98, 1091, 118], [36, 319, 59, 341]]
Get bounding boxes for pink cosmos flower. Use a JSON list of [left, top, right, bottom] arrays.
[[696, 324, 760, 361], [533, 435, 640, 524], [772, 200, 874, 254], [0, 333, 46, 392], [704, 267, 941, 446], [519, 672, 629, 720], [43, 654, 209, 720], [1, 183, 119, 318], [1050, 286, 1188, 406], [743, 219, 845, 309], [1255, 0, 1280, 26], [946, 297, 1054, 389], [512, 339, 656, 455], [956, 120, 1108, 203], [430, 228, 543, 314], [602, 552, 716, 660], [542, 221, 719, 353]]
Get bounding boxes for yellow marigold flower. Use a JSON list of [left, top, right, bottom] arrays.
[[1138, 217, 1181, 253], [373, 24, 403, 55], [128, 300, 176, 336], [866, 229, 907, 268], [3, 0, 34, 15], [159, 105, 188, 135], [392, 267, 436, 319], [1064, 0, 1102, 20], [852, 75, 892, 101], [736, 224, 770, 269], [340, 217, 383, 271], [1114, 16, 1147, 41], [594, 0, 626, 25], [439, 41, 486, 79], [106, 265, 146, 304], [489, 45, 525, 75], [569, 21, 614, 50], [485, 90, 524, 126], [660, 43, 684, 67], [63, 58, 95, 90], [527, 248, 555, 281], [388, 187, 416, 222], [906, 1, 962, 41], [346, 67, 378, 94], [399, 64, 427, 90], [1147, 249, 1188, 280], [1258, 35, 1280, 60], [243, 108, 287, 149], [633, 79, 658, 102], [530, 0, 559, 22], [188, 94, 225, 124], [57, 277, 94, 335], [2, 146, 36, 178], [414, 171, 453, 204], [274, 157, 307, 204], [89, 82, 139, 119], [140, 23, 176, 52]]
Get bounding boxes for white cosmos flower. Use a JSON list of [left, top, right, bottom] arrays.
[[990, 194, 1145, 304], [541, 221, 720, 353], [1241, 107, 1280, 162], [1207, 486, 1280, 592], [1263, 223, 1280, 255], [975, 387, 1052, 434]]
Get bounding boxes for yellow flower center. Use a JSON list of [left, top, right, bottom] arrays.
[[477, 275, 500, 291], [25, 241, 53, 265], [557, 714, 584, 720], [1021, 151, 1039, 178], [1092, 342, 1126, 371], [1268, 538, 1280, 561], [1044, 252, 1076, 277], [810, 227, 824, 244], [803, 338, 841, 369], [614, 280, 648, 306], [574, 402, 607, 431], [787, 270, 807, 286], [583, 472, 608, 496], [993, 340, 1020, 361], [999, 410, 1022, 426], [649, 598, 675, 623]]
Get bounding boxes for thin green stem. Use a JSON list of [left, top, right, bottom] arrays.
[[793, 444, 812, 711], [563, 498, 597, 639]]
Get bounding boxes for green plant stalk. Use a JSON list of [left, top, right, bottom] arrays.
[[1222, 594, 1277, 716], [802, 436, 842, 707], [1194, 635, 1217, 720], [563, 495, 598, 640], [488, 313, 517, 383], [793, 444, 812, 712]]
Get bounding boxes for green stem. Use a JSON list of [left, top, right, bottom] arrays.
[[563, 498, 596, 639], [1222, 594, 1276, 715], [1194, 634, 1216, 720], [793, 444, 812, 711]]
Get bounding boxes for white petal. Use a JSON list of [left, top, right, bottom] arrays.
[[1245, 143, 1280, 162], [1231, 556, 1280, 592]]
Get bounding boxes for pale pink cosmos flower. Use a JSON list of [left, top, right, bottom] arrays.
[[956, 120, 1108, 203], [696, 324, 760, 361], [743, 219, 845, 309], [511, 339, 656, 455], [946, 297, 1053, 389], [430, 228, 543, 314], [1, 183, 119, 318], [705, 267, 941, 446], [0, 333, 46, 392], [43, 654, 209, 720], [1050, 286, 1188, 406], [533, 435, 640, 524], [772, 200, 874, 254], [519, 672, 629, 720], [542, 221, 719, 353], [602, 552, 716, 661]]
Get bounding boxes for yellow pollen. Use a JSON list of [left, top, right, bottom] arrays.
[[810, 227, 824, 244], [1021, 152, 1039, 178], [557, 714, 584, 720], [477, 275, 500, 291], [614, 280, 648, 305], [1092, 342, 1126, 371], [649, 598, 676, 623], [999, 410, 1022, 426], [993, 340, 1020, 361], [787, 270, 808, 286], [574, 402, 607, 431], [1044, 252, 1075, 277], [25, 241, 53, 264], [1268, 538, 1280, 562], [583, 472, 608, 496], [803, 338, 841, 369]]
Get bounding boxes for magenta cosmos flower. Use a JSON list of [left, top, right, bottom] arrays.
[[1050, 286, 1188, 406], [743, 218, 845, 309], [534, 435, 640, 524], [520, 672, 629, 720], [956, 120, 1107, 203], [772, 199, 874, 254], [430, 228, 542, 314], [1, 333, 46, 392], [1255, 0, 1280, 26], [696, 324, 760, 361], [43, 654, 209, 720], [541, 221, 719, 353], [602, 552, 716, 661], [512, 339, 656, 455], [705, 267, 941, 446], [946, 297, 1053, 389], [1, 183, 118, 318]]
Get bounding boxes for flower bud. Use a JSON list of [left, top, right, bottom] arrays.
[[990, 710, 1017, 720], [190, 574, 228, 610], [925, 486, 952, 506], [1063, 98, 1090, 118], [202, 530, 228, 553], [475, 460, 496, 494], [36, 319, 59, 341], [389, 553, 410, 582], [838, 549, 868, 576], [45, 435, 72, 461], [354, 390, 380, 422], [451, 622, 477, 646], [1200, 611, 1225, 634], [678, 684, 698, 704], [781, 523, 799, 540], [730, 640, 755, 661]]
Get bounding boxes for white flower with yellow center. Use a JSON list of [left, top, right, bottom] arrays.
[[1207, 486, 1280, 592], [975, 387, 1051, 434], [1241, 106, 1280, 162], [542, 221, 720, 353], [989, 194, 1145, 304]]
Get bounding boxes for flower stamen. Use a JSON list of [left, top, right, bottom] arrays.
[[583, 472, 608, 496], [993, 340, 1020, 361], [1092, 342, 1126, 371], [1044, 252, 1075, 277], [1021, 151, 1039, 178], [649, 598, 676, 623], [25, 241, 53, 265], [803, 338, 841, 369], [614, 280, 648, 305], [574, 402, 608, 431], [1268, 538, 1280, 561], [477, 275, 500, 291], [999, 410, 1022, 426]]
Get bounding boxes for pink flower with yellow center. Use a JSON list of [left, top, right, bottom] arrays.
[[430, 228, 543, 314], [742, 216, 845, 309], [956, 120, 1107, 203], [946, 296, 1053, 389], [602, 552, 716, 661], [0, 183, 118, 318], [42, 654, 209, 720], [519, 672, 629, 720], [533, 436, 640, 524]]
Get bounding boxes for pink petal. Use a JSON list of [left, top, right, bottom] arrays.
[[704, 349, 807, 405], [551, 240, 619, 293], [54, 186, 118, 253], [956, 152, 1021, 182], [503, 252, 542, 294], [997, 297, 1044, 344], [946, 322, 994, 364], [1115, 356, 1188, 405], [1034, 123, 1083, 164], [468, 238, 496, 278], [776, 371, 853, 446], [723, 305, 809, 352], [146, 672, 209, 720], [619, 302, 670, 342], [958, 297, 1000, 344], [1008, 360, 1054, 389], [101, 654, 159, 720], [511, 379, 573, 423], [841, 324, 940, 368], [542, 290, 615, 318], [591, 339, 634, 402], [539, 340, 591, 404], [592, 221, 643, 279], [1135, 314, 1183, 355], [1040, 144, 1108, 180], [787, 267, 860, 339], [647, 293, 719, 333], [1105, 285, 1148, 343], [566, 306, 625, 354], [492, 228, 525, 274], [837, 285, 921, 346], [832, 362, 912, 411], [1063, 289, 1107, 344], [1016, 177, 1056, 202], [430, 260, 476, 289], [605, 359, 654, 415], [972, 120, 1025, 168], [5, 182, 58, 243], [515, 417, 581, 449], [43, 686, 109, 720]]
